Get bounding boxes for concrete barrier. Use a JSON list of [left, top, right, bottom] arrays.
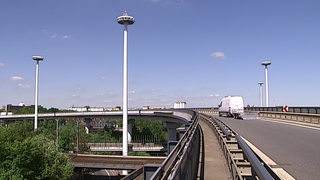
[[258, 111, 320, 126]]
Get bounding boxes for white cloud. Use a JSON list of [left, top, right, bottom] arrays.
[[209, 94, 220, 97], [0, 62, 4, 67], [10, 76, 24, 81], [210, 51, 225, 58], [50, 34, 58, 39], [42, 29, 48, 34], [43, 29, 71, 40], [17, 83, 31, 88], [61, 35, 71, 40]]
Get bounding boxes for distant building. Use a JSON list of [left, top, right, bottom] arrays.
[[174, 102, 186, 109], [68, 106, 89, 112], [2, 104, 34, 112], [142, 106, 166, 110], [68, 106, 121, 112]]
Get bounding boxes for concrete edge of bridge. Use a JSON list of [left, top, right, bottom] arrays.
[[241, 136, 296, 180], [260, 118, 320, 130]]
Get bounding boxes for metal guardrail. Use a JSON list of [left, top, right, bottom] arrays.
[[245, 106, 320, 114], [197, 125, 205, 180], [150, 111, 202, 180], [200, 114, 278, 180], [120, 110, 203, 180], [212, 118, 232, 140], [235, 135, 274, 180]]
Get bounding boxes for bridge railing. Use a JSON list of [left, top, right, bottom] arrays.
[[245, 106, 320, 114], [119, 110, 202, 179], [150, 110, 202, 180]]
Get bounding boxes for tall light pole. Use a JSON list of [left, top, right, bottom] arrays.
[[261, 61, 271, 107], [258, 82, 264, 107], [32, 55, 44, 131], [117, 11, 134, 157]]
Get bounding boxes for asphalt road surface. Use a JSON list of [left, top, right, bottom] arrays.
[[217, 115, 320, 180]]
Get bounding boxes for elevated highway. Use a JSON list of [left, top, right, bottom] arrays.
[[0, 110, 192, 124], [2, 108, 319, 179]]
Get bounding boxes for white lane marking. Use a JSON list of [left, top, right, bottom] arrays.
[[241, 136, 296, 180], [261, 118, 320, 131]]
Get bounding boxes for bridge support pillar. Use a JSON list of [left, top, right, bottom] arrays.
[[165, 122, 180, 142], [84, 118, 92, 134], [128, 120, 133, 143]]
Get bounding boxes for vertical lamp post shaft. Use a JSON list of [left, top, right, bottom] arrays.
[[261, 61, 271, 107], [258, 82, 263, 107], [122, 24, 129, 156], [117, 11, 134, 157], [34, 61, 39, 130], [33, 55, 44, 131], [264, 67, 269, 107]]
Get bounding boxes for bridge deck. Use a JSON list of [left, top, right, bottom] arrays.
[[199, 119, 231, 179]]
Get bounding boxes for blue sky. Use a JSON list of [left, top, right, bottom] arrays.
[[1, 0, 320, 109]]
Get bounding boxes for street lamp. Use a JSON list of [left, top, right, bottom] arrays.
[[117, 11, 134, 157], [258, 82, 264, 107], [32, 55, 44, 131], [261, 61, 271, 107]]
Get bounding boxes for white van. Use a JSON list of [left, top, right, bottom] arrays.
[[218, 96, 244, 119]]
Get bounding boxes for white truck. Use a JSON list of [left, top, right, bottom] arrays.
[[218, 96, 244, 119]]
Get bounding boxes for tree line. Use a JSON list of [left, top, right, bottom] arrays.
[[0, 106, 168, 179]]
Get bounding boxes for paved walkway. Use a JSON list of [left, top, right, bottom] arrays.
[[199, 119, 231, 179]]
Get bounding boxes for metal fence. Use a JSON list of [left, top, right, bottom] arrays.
[[245, 106, 320, 114]]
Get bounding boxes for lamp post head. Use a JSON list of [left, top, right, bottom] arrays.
[[32, 55, 44, 61], [261, 60, 271, 67], [258, 82, 264, 86], [117, 11, 135, 25]]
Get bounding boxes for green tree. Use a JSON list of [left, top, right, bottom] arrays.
[[0, 134, 73, 180], [132, 120, 167, 143], [59, 121, 76, 152], [0, 121, 34, 143], [58, 121, 88, 152], [0, 121, 74, 179], [13, 106, 34, 114], [47, 107, 59, 113], [37, 120, 56, 140]]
